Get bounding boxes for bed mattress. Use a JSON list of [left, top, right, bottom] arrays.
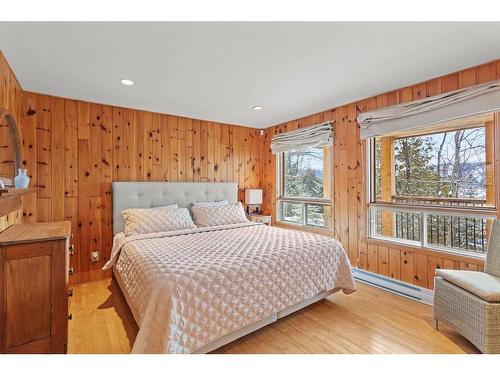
[[104, 222, 356, 353]]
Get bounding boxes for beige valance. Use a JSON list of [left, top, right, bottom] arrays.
[[358, 80, 500, 139], [270, 121, 333, 154]]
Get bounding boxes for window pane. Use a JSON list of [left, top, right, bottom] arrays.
[[306, 204, 330, 227], [284, 147, 324, 198], [281, 202, 303, 224], [374, 114, 493, 208], [372, 208, 421, 244], [426, 214, 491, 254]]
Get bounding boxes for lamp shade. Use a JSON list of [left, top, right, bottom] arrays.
[[245, 188, 263, 205]]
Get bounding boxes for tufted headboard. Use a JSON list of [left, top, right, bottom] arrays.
[[112, 181, 238, 234]]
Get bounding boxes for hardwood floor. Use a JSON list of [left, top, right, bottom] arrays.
[[68, 278, 480, 354]]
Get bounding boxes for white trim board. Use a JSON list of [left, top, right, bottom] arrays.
[[352, 268, 434, 306]]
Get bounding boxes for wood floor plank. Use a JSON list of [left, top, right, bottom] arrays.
[[67, 278, 480, 354]]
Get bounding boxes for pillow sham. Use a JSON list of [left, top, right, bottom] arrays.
[[123, 206, 195, 236], [191, 202, 249, 227], [192, 200, 229, 208]]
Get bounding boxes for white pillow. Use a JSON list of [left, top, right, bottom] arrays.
[[192, 200, 229, 208], [123, 206, 195, 236], [191, 202, 249, 227]]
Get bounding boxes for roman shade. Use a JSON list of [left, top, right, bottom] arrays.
[[270, 121, 333, 154], [358, 79, 500, 139]]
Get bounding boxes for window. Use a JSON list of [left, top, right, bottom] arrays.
[[367, 112, 498, 256], [277, 146, 332, 228]]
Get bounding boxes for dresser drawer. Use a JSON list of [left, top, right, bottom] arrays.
[[0, 221, 72, 354]]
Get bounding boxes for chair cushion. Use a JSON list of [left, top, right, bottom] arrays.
[[436, 269, 500, 302]]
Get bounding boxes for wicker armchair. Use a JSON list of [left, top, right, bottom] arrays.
[[433, 220, 500, 353]]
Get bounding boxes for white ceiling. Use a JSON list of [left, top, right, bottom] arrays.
[[1, 22, 500, 128]]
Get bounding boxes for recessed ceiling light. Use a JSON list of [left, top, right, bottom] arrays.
[[120, 79, 134, 86], [252, 105, 264, 111]]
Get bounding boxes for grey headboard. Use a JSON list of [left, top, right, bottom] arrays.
[[112, 181, 238, 234]]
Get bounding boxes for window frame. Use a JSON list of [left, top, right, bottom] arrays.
[[276, 146, 334, 230], [365, 119, 499, 259]]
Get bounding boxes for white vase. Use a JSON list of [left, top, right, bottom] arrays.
[[14, 168, 30, 188]]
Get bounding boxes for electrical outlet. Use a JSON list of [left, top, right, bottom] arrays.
[[90, 251, 100, 262]]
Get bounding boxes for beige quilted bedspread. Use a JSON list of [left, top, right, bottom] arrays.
[[103, 222, 356, 353]]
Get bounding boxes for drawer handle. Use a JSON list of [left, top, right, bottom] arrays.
[[68, 313, 72, 321], [68, 288, 73, 298], [69, 267, 74, 276]]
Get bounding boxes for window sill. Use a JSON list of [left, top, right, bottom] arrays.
[[275, 221, 335, 237], [364, 237, 486, 264]]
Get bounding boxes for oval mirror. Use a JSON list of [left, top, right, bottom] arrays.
[[0, 108, 23, 187]]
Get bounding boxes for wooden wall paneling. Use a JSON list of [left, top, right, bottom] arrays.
[[50, 97, 65, 221], [477, 62, 496, 83], [441, 73, 459, 93], [426, 78, 442, 97], [413, 253, 428, 288], [151, 113, 162, 166], [150, 113, 163, 181], [243, 128, 251, 187], [36, 197, 51, 223], [366, 243, 378, 273], [141, 111, 153, 180], [427, 256, 443, 290], [64, 197, 79, 284], [64, 100, 78, 198], [460, 262, 480, 271], [36, 95, 51, 206], [412, 82, 427, 100], [100, 105, 113, 274], [89, 104, 102, 196], [192, 120, 201, 181], [168, 115, 178, 182], [185, 118, 194, 181], [207, 122, 215, 181], [377, 246, 389, 277], [134, 111, 145, 181], [236, 126, 245, 195], [458, 68, 477, 89], [347, 104, 359, 265], [89, 196, 102, 280], [400, 250, 414, 284], [122, 109, 136, 181], [336, 106, 349, 252], [388, 248, 401, 280], [260, 59, 499, 290], [159, 114, 170, 182], [213, 121, 221, 182], [4, 51, 498, 284], [77, 101, 90, 140], [3, 52, 263, 282], [112, 107, 124, 181], [231, 126, 240, 190], [442, 258, 460, 270], [77, 137, 91, 283], [177, 117, 187, 181], [219, 123, 229, 182], [20, 92, 37, 223], [200, 120, 208, 181]]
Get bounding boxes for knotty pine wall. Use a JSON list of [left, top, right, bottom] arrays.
[[0, 52, 23, 231], [19, 93, 263, 283], [1, 48, 263, 284], [261, 59, 500, 290]]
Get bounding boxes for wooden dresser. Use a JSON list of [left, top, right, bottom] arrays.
[[0, 221, 72, 353]]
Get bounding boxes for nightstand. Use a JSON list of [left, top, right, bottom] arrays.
[[248, 214, 272, 226]]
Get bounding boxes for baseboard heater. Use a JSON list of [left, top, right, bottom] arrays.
[[352, 268, 434, 306]]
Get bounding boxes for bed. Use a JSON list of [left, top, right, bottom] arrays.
[[104, 181, 356, 354]]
